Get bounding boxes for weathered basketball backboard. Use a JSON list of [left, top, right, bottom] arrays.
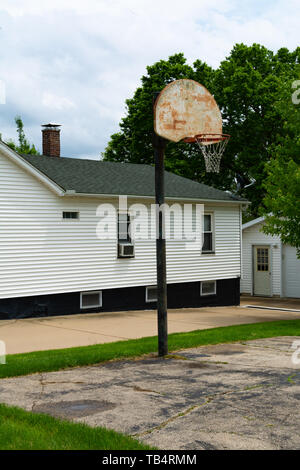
[[153, 79, 230, 357], [154, 79, 222, 143]]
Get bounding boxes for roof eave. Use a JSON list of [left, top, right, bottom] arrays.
[[5, 148, 250, 205], [64, 190, 248, 205], [242, 216, 265, 230], [0, 141, 65, 196]]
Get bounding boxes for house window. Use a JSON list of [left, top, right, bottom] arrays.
[[200, 280, 216, 296], [118, 213, 132, 243], [63, 211, 79, 219], [257, 248, 269, 272], [118, 212, 135, 258], [80, 291, 102, 309], [146, 286, 157, 303], [202, 214, 214, 252]]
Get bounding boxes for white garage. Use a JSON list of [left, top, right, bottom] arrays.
[[241, 217, 300, 298], [282, 245, 300, 298]]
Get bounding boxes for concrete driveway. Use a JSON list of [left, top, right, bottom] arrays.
[[1, 297, 300, 354], [0, 336, 299, 450]]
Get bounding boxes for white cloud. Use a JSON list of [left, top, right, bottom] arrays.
[[42, 92, 76, 110], [0, 0, 299, 157], [0, 80, 6, 104]]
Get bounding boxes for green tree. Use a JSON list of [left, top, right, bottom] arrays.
[[261, 75, 300, 256], [103, 45, 300, 216], [214, 43, 300, 214], [103, 53, 216, 184], [5, 116, 39, 155]]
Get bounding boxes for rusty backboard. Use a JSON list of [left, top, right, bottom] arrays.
[[154, 79, 222, 143]]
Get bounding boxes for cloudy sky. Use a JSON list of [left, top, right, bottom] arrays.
[[0, 0, 299, 159]]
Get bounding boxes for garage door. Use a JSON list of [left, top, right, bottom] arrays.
[[283, 245, 300, 298]]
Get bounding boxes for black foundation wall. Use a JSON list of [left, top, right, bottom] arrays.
[[0, 278, 240, 320]]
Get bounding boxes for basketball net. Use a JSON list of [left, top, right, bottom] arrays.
[[194, 134, 230, 173]]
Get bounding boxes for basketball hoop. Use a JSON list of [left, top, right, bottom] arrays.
[[185, 133, 230, 173], [153, 79, 231, 356]]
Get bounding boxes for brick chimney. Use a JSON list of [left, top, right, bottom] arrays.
[[42, 124, 61, 157]]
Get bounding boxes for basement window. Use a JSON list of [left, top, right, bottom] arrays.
[[63, 211, 79, 220], [80, 291, 102, 309], [200, 281, 216, 296], [146, 286, 157, 303]]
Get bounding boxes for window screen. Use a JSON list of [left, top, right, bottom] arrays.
[[200, 281, 216, 296], [80, 291, 102, 309], [146, 286, 157, 302]]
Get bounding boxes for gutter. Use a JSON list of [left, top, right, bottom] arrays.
[[64, 190, 249, 206]]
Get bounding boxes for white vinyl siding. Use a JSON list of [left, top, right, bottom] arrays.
[[241, 223, 281, 296], [0, 150, 242, 299], [282, 245, 300, 298]]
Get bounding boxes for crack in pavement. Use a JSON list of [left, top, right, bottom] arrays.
[[133, 385, 164, 395], [41, 380, 86, 385], [25, 319, 132, 341], [132, 382, 278, 439], [31, 373, 46, 412], [239, 341, 295, 354], [203, 361, 297, 371], [204, 381, 299, 445], [30, 376, 86, 410]]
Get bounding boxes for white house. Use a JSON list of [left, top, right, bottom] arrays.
[[241, 216, 300, 298], [0, 125, 247, 319]]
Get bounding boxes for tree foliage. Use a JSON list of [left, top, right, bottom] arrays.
[[261, 75, 300, 255], [5, 116, 39, 155], [103, 44, 300, 216]]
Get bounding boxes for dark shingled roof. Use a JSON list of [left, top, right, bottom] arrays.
[[21, 154, 245, 202]]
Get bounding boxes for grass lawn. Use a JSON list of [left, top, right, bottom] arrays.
[[0, 404, 153, 450], [1, 320, 300, 450], [1, 319, 300, 379]]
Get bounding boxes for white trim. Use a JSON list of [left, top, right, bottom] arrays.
[[202, 212, 215, 254], [280, 242, 283, 298], [200, 280, 217, 296], [243, 305, 300, 313], [117, 211, 135, 258], [145, 286, 157, 303], [63, 192, 247, 205], [0, 141, 65, 196], [252, 244, 273, 297], [80, 291, 102, 309], [242, 216, 265, 230], [240, 206, 243, 279]]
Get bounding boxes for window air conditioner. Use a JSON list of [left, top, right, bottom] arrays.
[[118, 243, 135, 258]]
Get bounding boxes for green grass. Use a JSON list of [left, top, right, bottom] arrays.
[[0, 404, 153, 450], [1, 320, 300, 451], [1, 319, 300, 379]]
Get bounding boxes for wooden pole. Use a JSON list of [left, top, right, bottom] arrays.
[[153, 92, 168, 356]]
